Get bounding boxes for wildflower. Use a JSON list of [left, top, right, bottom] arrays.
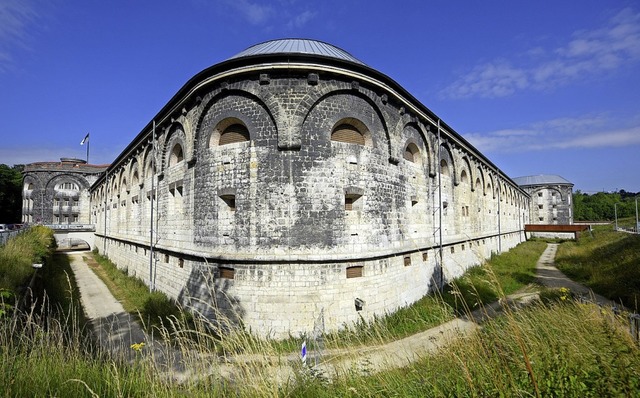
[[130, 342, 146, 352]]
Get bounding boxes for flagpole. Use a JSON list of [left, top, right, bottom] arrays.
[[86, 136, 90, 163]]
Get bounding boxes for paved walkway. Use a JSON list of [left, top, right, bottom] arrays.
[[68, 253, 184, 371], [66, 243, 616, 383]]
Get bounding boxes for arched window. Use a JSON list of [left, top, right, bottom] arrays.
[[475, 178, 482, 191], [219, 124, 250, 146], [331, 118, 368, 146], [404, 143, 421, 164], [56, 182, 79, 191], [169, 143, 184, 166], [440, 159, 449, 176], [460, 170, 468, 183]]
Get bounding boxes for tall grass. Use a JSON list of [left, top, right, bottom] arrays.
[[556, 225, 640, 310], [2, 235, 640, 396], [0, 226, 55, 292], [86, 252, 189, 333], [287, 302, 640, 397]]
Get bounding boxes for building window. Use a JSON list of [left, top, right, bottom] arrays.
[[538, 205, 543, 210], [220, 194, 236, 211], [219, 124, 250, 145], [345, 193, 362, 211], [331, 118, 368, 145], [440, 159, 449, 176], [450, 246, 455, 254], [178, 258, 184, 268], [346, 265, 363, 278], [219, 267, 235, 279], [404, 256, 412, 266], [169, 143, 184, 166], [422, 252, 428, 261], [404, 143, 421, 164]]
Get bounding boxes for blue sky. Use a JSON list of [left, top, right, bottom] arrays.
[[1, 0, 638, 193]]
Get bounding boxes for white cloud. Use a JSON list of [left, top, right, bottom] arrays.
[[224, 0, 273, 25], [286, 10, 316, 30], [465, 115, 640, 154], [442, 8, 640, 99], [0, 0, 38, 72]]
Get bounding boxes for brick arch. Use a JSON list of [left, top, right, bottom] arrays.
[[300, 88, 392, 161], [461, 156, 474, 191], [161, 122, 187, 171], [45, 173, 90, 192], [402, 122, 432, 175], [193, 89, 278, 159], [128, 159, 140, 188], [438, 143, 456, 180], [142, 145, 156, 180]]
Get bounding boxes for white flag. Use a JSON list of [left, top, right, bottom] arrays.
[[80, 133, 89, 145]]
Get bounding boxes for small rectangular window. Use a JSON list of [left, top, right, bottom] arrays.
[[164, 254, 169, 263], [404, 256, 412, 266], [422, 252, 428, 261], [345, 193, 362, 211], [345, 197, 354, 211], [450, 247, 455, 254], [219, 267, 235, 279], [178, 258, 184, 268], [220, 195, 236, 211], [346, 265, 363, 278]]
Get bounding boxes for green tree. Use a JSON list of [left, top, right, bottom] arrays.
[[573, 190, 638, 221], [0, 164, 23, 223]]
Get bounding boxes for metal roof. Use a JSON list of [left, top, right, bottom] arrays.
[[229, 39, 366, 65], [512, 175, 573, 186]]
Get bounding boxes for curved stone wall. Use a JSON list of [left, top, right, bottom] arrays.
[[91, 46, 530, 337]]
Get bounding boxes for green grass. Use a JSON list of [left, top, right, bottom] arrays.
[[556, 225, 640, 310], [0, 226, 55, 316], [2, 234, 640, 396], [287, 302, 640, 397], [86, 252, 191, 334], [440, 240, 547, 315]]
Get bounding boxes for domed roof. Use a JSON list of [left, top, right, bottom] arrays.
[[229, 39, 366, 65], [512, 175, 573, 186]]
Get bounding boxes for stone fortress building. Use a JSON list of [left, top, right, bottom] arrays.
[[21, 40, 572, 338], [512, 175, 574, 225], [21, 158, 108, 225]]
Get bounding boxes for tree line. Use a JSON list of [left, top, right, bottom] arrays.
[[0, 164, 23, 224], [573, 190, 639, 221]]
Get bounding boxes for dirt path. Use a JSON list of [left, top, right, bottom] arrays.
[[67, 252, 185, 371]]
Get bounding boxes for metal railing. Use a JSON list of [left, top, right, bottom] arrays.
[[0, 230, 22, 246]]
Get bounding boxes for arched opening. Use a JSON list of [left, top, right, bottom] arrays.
[[219, 124, 250, 146], [331, 118, 368, 145], [460, 169, 468, 184], [440, 159, 449, 176], [404, 143, 421, 164], [169, 143, 184, 166]]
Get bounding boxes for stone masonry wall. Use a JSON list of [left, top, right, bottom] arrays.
[[92, 62, 529, 338]]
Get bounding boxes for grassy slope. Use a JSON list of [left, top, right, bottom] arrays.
[[3, 234, 640, 396], [556, 225, 640, 310]]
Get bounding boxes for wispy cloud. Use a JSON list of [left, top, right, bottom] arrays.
[[286, 10, 316, 30], [442, 8, 640, 99], [216, 0, 316, 30], [223, 0, 273, 25], [0, 0, 39, 72], [465, 115, 640, 153]]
